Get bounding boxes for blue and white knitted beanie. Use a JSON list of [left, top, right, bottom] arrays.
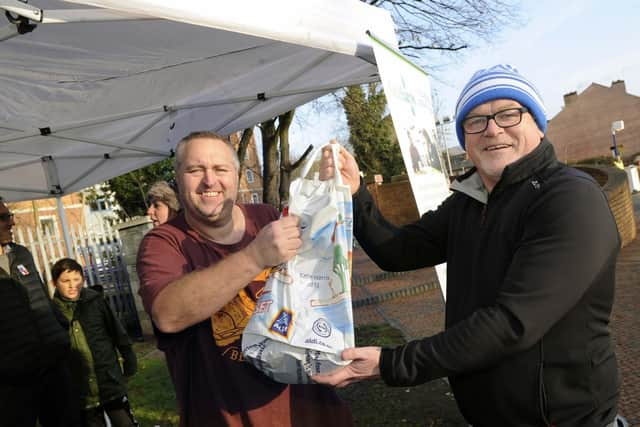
[[454, 64, 547, 149]]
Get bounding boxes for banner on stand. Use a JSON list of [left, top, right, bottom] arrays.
[[369, 32, 451, 298]]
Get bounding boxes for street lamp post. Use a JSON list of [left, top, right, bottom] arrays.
[[435, 116, 453, 178], [611, 120, 625, 169]]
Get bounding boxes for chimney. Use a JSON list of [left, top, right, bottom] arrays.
[[563, 91, 578, 106], [611, 80, 626, 93]]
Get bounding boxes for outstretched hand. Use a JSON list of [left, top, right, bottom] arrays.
[[319, 140, 361, 195], [312, 346, 382, 388]]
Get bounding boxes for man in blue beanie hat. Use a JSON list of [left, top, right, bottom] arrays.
[[315, 65, 624, 427]]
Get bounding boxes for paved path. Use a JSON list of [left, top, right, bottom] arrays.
[[352, 191, 640, 425]]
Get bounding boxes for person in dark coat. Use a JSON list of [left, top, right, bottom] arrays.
[[0, 199, 81, 427], [314, 65, 625, 427], [51, 257, 138, 427]]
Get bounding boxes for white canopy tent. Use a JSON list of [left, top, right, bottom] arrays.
[[0, 0, 396, 202], [0, 0, 396, 252]]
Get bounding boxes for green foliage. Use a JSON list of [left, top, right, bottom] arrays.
[[342, 84, 405, 181], [104, 158, 175, 219]]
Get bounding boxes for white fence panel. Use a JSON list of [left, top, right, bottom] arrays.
[[13, 220, 141, 337], [14, 222, 124, 285]]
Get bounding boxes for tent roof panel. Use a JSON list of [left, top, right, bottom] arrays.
[[0, 0, 396, 201]]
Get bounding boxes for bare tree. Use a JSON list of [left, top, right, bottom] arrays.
[[259, 118, 279, 207], [366, 0, 521, 59], [255, 0, 522, 208], [258, 111, 313, 208], [237, 127, 254, 179]]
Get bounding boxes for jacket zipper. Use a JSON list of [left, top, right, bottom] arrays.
[[480, 204, 488, 225], [538, 339, 552, 426]]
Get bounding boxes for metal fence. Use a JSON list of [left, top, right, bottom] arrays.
[[14, 221, 142, 338]]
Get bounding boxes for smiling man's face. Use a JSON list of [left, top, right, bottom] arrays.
[[464, 99, 544, 191], [176, 137, 239, 231]]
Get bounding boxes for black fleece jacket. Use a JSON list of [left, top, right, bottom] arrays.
[[54, 288, 137, 405], [0, 243, 70, 383], [353, 140, 620, 427]]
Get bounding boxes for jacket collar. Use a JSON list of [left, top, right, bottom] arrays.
[[2, 242, 15, 256], [451, 138, 558, 203]]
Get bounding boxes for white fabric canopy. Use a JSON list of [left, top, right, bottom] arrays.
[[0, 0, 396, 201]]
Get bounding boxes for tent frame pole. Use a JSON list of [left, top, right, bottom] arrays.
[[56, 195, 73, 258]]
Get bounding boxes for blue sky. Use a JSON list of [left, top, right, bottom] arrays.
[[288, 0, 640, 152]]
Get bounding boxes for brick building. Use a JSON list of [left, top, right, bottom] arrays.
[[6, 192, 87, 237], [546, 80, 640, 164], [230, 132, 264, 204], [4, 184, 120, 238]]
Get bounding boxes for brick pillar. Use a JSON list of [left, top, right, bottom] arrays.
[[116, 218, 154, 337]]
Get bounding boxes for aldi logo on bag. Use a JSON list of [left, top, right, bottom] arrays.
[[270, 309, 293, 338]]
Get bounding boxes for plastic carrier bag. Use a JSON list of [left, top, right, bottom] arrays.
[[242, 144, 354, 384]]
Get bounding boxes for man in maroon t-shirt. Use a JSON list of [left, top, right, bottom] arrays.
[[137, 131, 353, 427]]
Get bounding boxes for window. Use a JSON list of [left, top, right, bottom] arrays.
[[251, 193, 260, 203], [246, 169, 254, 183], [40, 217, 56, 236], [90, 198, 111, 211]]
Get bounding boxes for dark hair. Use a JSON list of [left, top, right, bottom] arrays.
[[51, 258, 84, 282]]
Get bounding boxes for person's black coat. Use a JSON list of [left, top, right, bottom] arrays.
[[54, 287, 137, 405], [355, 140, 620, 427], [0, 243, 70, 384]]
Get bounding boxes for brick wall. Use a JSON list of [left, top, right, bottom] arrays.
[[577, 165, 637, 247], [547, 81, 640, 164], [366, 167, 636, 248], [230, 132, 263, 204], [7, 193, 85, 236], [366, 179, 419, 225]]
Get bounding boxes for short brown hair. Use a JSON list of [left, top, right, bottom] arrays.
[[174, 131, 239, 171], [146, 181, 180, 213], [51, 258, 84, 283]]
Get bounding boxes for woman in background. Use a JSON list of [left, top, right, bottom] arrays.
[[146, 181, 179, 227]]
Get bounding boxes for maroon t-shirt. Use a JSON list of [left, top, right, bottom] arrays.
[[137, 204, 353, 427]]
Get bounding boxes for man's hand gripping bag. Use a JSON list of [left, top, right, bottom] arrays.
[[242, 144, 355, 383]]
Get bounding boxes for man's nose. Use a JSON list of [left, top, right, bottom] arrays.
[[202, 169, 217, 186], [483, 118, 502, 136]]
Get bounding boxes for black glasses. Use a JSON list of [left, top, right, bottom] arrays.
[[462, 107, 529, 134], [0, 212, 14, 222]]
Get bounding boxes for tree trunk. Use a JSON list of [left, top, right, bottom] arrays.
[[260, 118, 279, 207], [237, 127, 253, 179], [277, 110, 295, 209], [135, 171, 148, 210]]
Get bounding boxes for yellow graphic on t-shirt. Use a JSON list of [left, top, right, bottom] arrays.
[[211, 269, 270, 347]]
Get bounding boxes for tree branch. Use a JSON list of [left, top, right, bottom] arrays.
[[289, 144, 314, 172], [399, 43, 468, 51], [237, 127, 254, 178]]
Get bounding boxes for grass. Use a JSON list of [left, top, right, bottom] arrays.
[[127, 347, 179, 427], [336, 324, 466, 427], [128, 325, 466, 426]]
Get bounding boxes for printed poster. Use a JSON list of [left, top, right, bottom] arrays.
[[369, 33, 450, 299]]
